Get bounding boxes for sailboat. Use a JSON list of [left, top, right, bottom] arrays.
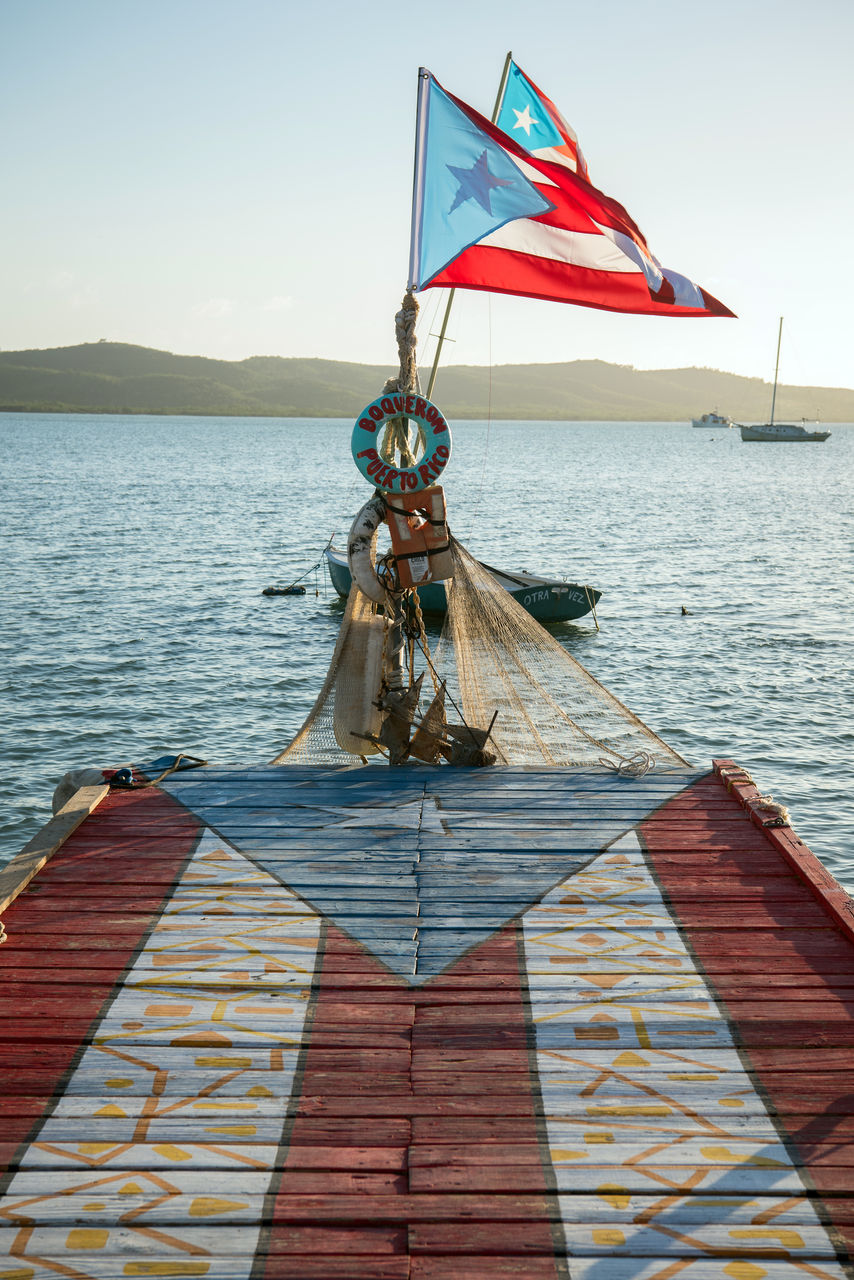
[[740, 317, 831, 441]]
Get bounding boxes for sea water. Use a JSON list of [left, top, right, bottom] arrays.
[[1, 413, 852, 892]]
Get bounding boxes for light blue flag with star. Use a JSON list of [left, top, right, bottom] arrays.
[[408, 69, 554, 291], [496, 60, 564, 152], [494, 59, 590, 180]]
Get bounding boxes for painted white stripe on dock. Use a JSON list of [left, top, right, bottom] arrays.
[[522, 831, 848, 1275], [0, 829, 322, 1276]]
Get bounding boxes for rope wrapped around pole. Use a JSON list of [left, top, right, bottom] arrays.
[[380, 290, 420, 467]]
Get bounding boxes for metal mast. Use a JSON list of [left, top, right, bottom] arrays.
[[770, 316, 783, 426]]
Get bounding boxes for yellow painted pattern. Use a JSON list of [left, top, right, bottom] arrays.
[[0, 829, 321, 1278], [522, 831, 848, 1278]]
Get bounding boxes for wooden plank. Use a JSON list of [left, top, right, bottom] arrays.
[[17, 882, 837, 906], [262, 1262, 408, 1280], [409, 1262, 564, 1279], [411, 1045, 854, 1071], [411, 1263, 844, 1280], [25, 1187, 829, 1225], [0, 1223, 410, 1255], [144, 803, 741, 820], [0, 783, 109, 914], [413, 1168, 854, 1197], [10, 978, 854, 1006], [407, 1219, 843, 1255], [0, 1021, 411, 1048], [5, 971, 854, 996], [2, 1182, 851, 1224], [11, 1073, 854, 1107], [10, 947, 854, 977]]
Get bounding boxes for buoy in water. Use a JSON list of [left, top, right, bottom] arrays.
[[263, 585, 307, 596]]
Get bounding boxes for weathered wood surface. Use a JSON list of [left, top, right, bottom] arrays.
[[0, 782, 109, 914], [0, 761, 853, 1279]]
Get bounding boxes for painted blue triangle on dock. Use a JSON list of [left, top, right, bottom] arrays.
[[162, 764, 702, 985]]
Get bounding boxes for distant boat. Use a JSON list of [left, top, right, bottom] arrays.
[[740, 420, 831, 442], [740, 318, 831, 443], [692, 411, 733, 429], [323, 545, 601, 624]]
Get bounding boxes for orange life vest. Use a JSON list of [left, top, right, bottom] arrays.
[[385, 485, 453, 590]]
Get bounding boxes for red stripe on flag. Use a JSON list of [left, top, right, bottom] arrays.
[[0, 786, 202, 1164], [431, 245, 723, 315], [642, 776, 854, 1263], [262, 924, 562, 1277]]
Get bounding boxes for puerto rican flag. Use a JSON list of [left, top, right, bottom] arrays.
[[496, 58, 590, 181], [409, 67, 734, 319]]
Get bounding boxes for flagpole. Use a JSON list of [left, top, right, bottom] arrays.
[[489, 50, 515, 122], [408, 68, 431, 298], [425, 51, 514, 401]]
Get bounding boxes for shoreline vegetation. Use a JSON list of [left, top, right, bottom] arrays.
[[1, 341, 853, 422]]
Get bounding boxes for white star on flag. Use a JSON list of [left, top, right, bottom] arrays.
[[512, 104, 538, 135]]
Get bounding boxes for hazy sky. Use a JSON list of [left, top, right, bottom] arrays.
[[2, 0, 852, 390]]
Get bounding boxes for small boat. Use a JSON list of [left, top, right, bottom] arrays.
[[692, 410, 733, 428], [740, 419, 831, 442], [740, 317, 831, 442], [262, 583, 307, 596], [324, 543, 601, 623]]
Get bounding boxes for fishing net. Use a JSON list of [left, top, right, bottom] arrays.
[[271, 582, 381, 766], [434, 538, 685, 768], [272, 535, 686, 771], [274, 288, 685, 771]]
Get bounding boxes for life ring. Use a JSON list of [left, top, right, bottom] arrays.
[[347, 495, 387, 604], [351, 392, 452, 493]]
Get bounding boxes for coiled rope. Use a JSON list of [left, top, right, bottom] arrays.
[[755, 795, 791, 826], [600, 751, 656, 778]]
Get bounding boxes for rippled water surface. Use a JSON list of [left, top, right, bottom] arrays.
[[2, 413, 852, 891]]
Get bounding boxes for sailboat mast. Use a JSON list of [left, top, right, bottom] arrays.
[[425, 51, 514, 401], [769, 315, 783, 426]]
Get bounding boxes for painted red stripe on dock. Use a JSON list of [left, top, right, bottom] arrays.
[[643, 774, 854, 1263], [262, 924, 562, 1276], [0, 786, 201, 1167]]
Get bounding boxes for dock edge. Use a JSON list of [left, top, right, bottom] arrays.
[[714, 757, 854, 944], [0, 783, 110, 917]]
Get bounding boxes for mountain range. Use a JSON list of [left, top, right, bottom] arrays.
[[1, 341, 852, 421]]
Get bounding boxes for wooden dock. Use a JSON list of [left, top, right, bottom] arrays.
[[1, 759, 853, 1279]]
